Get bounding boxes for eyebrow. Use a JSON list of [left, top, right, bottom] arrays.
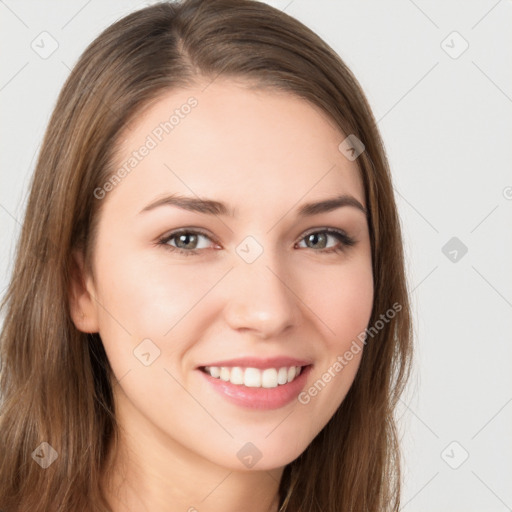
[[139, 193, 368, 217]]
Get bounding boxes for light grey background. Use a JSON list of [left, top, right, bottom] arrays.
[[1, 1, 511, 511]]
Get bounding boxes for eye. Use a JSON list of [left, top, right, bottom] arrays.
[[295, 228, 355, 254], [157, 227, 356, 257], [157, 229, 217, 256]]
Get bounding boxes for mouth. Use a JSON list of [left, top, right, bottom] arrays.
[[197, 364, 313, 410], [199, 364, 309, 389]]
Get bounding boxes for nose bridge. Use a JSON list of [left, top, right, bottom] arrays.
[[222, 245, 299, 338]]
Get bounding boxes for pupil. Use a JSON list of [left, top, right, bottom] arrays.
[[177, 233, 196, 249], [308, 233, 326, 249]]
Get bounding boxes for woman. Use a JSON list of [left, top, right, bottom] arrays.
[[0, 0, 413, 510]]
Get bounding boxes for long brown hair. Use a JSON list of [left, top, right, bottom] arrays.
[[0, 1, 413, 510]]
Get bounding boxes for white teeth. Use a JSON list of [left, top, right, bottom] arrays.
[[277, 367, 288, 385], [261, 368, 277, 388], [209, 366, 220, 378], [203, 365, 305, 388], [230, 366, 244, 385], [244, 368, 261, 387], [220, 367, 230, 381]]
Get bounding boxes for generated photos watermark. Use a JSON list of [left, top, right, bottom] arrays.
[[93, 96, 198, 200], [298, 301, 402, 405]]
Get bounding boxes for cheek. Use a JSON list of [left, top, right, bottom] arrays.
[[293, 257, 373, 423], [304, 257, 374, 348], [333, 273, 373, 344], [94, 246, 211, 335]]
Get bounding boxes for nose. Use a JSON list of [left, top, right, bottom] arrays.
[[222, 254, 301, 339]]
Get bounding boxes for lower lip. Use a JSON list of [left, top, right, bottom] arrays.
[[198, 365, 313, 410]]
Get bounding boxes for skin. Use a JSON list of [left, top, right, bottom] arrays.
[[69, 78, 374, 512]]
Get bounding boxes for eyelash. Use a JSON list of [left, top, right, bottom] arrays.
[[156, 228, 356, 257]]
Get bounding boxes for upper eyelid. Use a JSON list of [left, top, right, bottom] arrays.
[[160, 228, 218, 245]]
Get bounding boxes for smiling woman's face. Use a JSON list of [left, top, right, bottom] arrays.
[[73, 78, 374, 472]]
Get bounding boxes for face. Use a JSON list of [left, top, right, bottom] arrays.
[[72, 79, 374, 472]]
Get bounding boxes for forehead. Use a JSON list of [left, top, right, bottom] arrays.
[[107, 79, 365, 215]]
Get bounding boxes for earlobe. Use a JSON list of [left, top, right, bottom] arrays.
[[68, 249, 100, 333]]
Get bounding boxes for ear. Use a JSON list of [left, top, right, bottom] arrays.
[[68, 248, 100, 333]]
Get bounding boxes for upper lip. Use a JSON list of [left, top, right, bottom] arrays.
[[198, 356, 313, 370]]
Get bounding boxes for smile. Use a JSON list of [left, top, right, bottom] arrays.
[[200, 365, 304, 388]]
